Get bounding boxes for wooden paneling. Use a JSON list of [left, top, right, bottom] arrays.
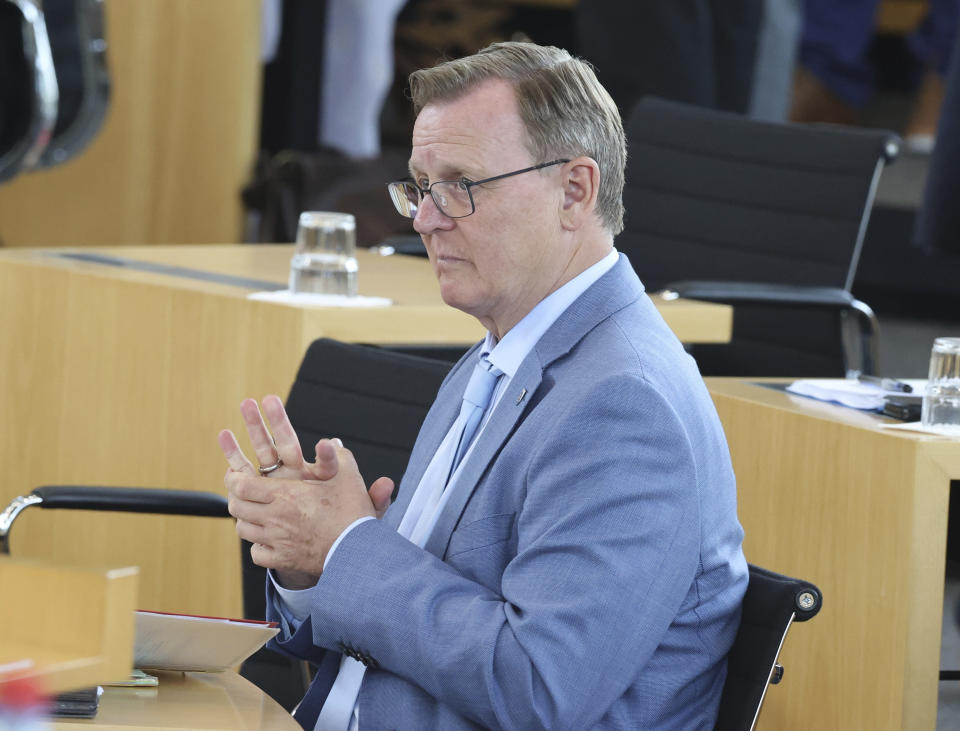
[[707, 379, 960, 730], [0, 1, 261, 247]]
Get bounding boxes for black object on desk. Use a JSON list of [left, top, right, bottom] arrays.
[[882, 395, 922, 421], [49, 686, 101, 718]]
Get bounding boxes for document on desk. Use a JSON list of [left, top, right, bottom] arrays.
[[786, 379, 925, 411], [134, 610, 279, 673]]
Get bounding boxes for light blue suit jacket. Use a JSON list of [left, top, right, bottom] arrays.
[[267, 255, 748, 730]]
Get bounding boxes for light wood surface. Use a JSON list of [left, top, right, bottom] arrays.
[[0, 558, 138, 695], [0, 0, 261, 247], [51, 670, 299, 730], [707, 378, 960, 731], [0, 244, 730, 620], [0, 244, 731, 346]]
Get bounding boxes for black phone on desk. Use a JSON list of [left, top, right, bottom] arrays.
[[882, 394, 922, 421]]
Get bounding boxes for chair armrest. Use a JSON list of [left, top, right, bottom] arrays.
[[1, 486, 230, 554], [663, 280, 857, 308], [30, 486, 230, 517], [663, 280, 880, 375], [746, 563, 822, 623]]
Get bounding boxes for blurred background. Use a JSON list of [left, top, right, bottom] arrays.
[[0, 0, 958, 375]]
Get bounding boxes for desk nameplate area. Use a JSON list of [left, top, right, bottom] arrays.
[[49, 251, 285, 292]]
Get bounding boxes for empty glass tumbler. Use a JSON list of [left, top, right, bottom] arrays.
[[921, 337, 960, 434], [289, 211, 359, 296]]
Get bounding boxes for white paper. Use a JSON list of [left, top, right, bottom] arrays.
[[248, 290, 392, 307], [134, 610, 279, 673], [786, 379, 925, 411], [878, 421, 960, 438]]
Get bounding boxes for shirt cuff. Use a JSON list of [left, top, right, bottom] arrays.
[[269, 571, 317, 623]]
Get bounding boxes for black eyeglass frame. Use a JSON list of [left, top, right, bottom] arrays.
[[389, 158, 570, 219]]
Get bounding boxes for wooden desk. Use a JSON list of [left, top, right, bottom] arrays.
[[707, 379, 960, 731], [0, 244, 730, 619], [52, 671, 299, 730], [1, 558, 137, 696]]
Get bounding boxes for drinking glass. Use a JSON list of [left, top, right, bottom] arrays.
[[921, 337, 960, 434], [289, 211, 358, 296]]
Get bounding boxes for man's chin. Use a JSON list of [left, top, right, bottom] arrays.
[[438, 287, 478, 317]]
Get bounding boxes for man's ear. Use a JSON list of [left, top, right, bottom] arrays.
[[559, 157, 601, 231]]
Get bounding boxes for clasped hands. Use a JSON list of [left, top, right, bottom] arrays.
[[218, 395, 394, 589]]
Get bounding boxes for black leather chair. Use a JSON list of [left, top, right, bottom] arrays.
[[714, 564, 823, 731], [36, 0, 110, 168], [0, 338, 452, 710], [0, 0, 57, 183], [620, 96, 900, 377], [0, 0, 109, 184]]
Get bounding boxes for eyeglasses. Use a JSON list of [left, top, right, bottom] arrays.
[[387, 159, 569, 219]]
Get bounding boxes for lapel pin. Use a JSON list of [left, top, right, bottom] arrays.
[[516, 388, 527, 405]]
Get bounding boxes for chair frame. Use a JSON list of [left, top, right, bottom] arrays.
[[714, 563, 822, 731]]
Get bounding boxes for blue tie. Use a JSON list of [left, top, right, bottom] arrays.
[[447, 356, 503, 483]]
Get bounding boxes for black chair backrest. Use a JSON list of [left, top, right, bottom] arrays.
[[285, 338, 453, 487], [620, 97, 897, 377], [714, 564, 823, 731], [622, 96, 896, 293]]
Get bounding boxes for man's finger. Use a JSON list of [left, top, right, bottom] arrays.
[[240, 399, 282, 470], [310, 439, 341, 480], [262, 395, 305, 468], [227, 494, 268, 525], [218, 430, 256, 473], [249, 542, 280, 570], [235, 519, 269, 546], [334, 445, 360, 474], [225, 471, 276, 504], [369, 476, 394, 519]]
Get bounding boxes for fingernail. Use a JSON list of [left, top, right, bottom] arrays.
[[333, 438, 343, 447]]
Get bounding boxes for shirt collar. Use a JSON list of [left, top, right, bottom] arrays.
[[480, 249, 619, 378]]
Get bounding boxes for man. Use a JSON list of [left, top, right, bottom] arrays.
[[220, 42, 747, 730]]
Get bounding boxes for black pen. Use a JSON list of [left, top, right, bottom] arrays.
[[857, 374, 913, 393]]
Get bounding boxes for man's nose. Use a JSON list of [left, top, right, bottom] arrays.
[[413, 192, 455, 234]]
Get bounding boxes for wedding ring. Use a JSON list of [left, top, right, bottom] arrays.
[[258, 459, 283, 476]]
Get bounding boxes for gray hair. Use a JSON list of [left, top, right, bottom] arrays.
[[409, 42, 626, 235]]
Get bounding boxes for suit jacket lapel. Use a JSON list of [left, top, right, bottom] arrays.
[[423, 359, 543, 557]]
